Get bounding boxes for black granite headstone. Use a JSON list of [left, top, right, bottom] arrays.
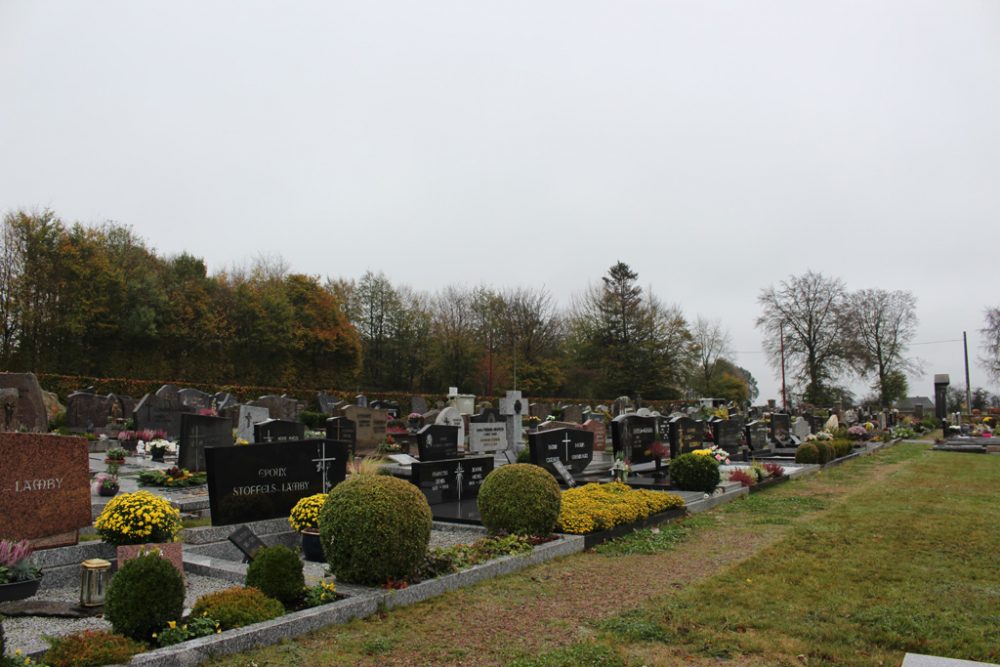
[[254, 418, 306, 443], [206, 439, 348, 526], [528, 427, 594, 476], [669, 416, 704, 459], [713, 418, 744, 452], [325, 417, 357, 455], [611, 414, 660, 464], [416, 424, 460, 461], [409, 456, 493, 505], [178, 413, 232, 472], [771, 413, 791, 446], [227, 525, 266, 562]]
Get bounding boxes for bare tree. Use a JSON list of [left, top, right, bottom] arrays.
[[756, 271, 851, 405], [848, 289, 920, 407], [691, 316, 732, 396], [980, 307, 1000, 384]]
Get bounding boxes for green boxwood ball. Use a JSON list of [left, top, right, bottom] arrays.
[[319, 475, 432, 586], [477, 464, 561, 537], [245, 545, 305, 606], [795, 443, 820, 464], [105, 552, 184, 641], [815, 441, 834, 464], [669, 453, 721, 494]]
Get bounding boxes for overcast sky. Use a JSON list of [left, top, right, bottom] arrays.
[[2, 1, 998, 404]]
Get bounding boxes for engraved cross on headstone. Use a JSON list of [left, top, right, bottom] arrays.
[[454, 462, 465, 501], [312, 441, 338, 492], [561, 433, 573, 462]]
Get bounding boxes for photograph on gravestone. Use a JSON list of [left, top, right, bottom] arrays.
[[253, 418, 306, 444], [417, 424, 460, 461], [206, 439, 348, 525], [409, 456, 493, 505], [179, 413, 232, 473], [0, 433, 92, 544], [528, 427, 594, 477]]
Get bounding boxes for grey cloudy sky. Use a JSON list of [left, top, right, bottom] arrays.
[[2, 1, 999, 404]]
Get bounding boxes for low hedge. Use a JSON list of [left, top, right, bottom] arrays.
[[556, 482, 684, 534]]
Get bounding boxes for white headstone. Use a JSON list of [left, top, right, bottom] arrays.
[[499, 390, 524, 453], [469, 421, 508, 453], [236, 405, 270, 443], [436, 406, 466, 448], [792, 418, 811, 441]]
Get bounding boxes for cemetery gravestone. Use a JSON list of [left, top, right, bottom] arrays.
[[65, 392, 119, 430], [316, 392, 342, 415], [254, 418, 306, 443], [236, 405, 270, 443], [713, 418, 744, 453], [561, 404, 584, 424], [581, 419, 608, 451], [178, 388, 213, 411], [214, 392, 238, 412], [499, 390, 524, 454], [669, 416, 703, 459], [771, 414, 792, 447], [435, 406, 466, 448], [249, 395, 299, 422], [179, 413, 232, 472], [468, 409, 507, 454], [528, 427, 594, 477], [341, 406, 388, 450], [0, 433, 91, 544], [417, 424, 460, 461], [228, 526, 266, 561], [792, 418, 811, 442], [206, 439, 348, 525], [410, 456, 493, 505], [410, 395, 429, 415], [325, 417, 357, 454], [612, 414, 661, 464], [133, 392, 184, 439], [0, 372, 49, 432]]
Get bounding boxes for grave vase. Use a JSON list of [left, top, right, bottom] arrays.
[[0, 576, 42, 603], [300, 529, 324, 562]]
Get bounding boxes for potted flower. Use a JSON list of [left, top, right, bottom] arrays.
[[94, 490, 183, 572], [288, 494, 327, 562], [147, 439, 173, 463], [104, 447, 127, 465], [94, 472, 120, 497], [0, 539, 43, 602]]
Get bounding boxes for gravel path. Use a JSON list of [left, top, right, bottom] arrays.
[[4, 527, 487, 656]]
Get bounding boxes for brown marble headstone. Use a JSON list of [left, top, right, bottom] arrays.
[[0, 372, 49, 432], [582, 419, 608, 451], [0, 433, 91, 545]]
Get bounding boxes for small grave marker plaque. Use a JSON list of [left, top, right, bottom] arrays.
[[227, 526, 266, 562]]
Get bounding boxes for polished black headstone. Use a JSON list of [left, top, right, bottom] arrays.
[[712, 418, 744, 451], [416, 424, 460, 461], [611, 414, 660, 464], [254, 418, 305, 443], [325, 417, 357, 455], [669, 416, 703, 458], [771, 413, 791, 446], [178, 413, 232, 472], [409, 455, 492, 505], [206, 439, 348, 526], [528, 427, 594, 476]]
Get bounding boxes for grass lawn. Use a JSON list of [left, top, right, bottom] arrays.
[[206, 444, 1000, 666]]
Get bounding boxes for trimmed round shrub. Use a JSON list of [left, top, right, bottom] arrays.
[[795, 443, 819, 464], [669, 453, 721, 493], [105, 552, 184, 641], [477, 464, 561, 537], [815, 441, 833, 464], [319, 475, 432, 586], [245, 545, 305, 606], [43, 629, 145, 667], [191, 586, 284, 630]]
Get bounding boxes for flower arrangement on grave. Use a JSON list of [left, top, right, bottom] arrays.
[[146, 439, 174, 461], [288, 494, 327, 533], [0, 539, 42, 585], [374, 434, 401, 456], [94, 490, 181, 546], [611, 451, 631, 482], [138, 466, 206, 488], [555, 482, 684, 534], [692, 445, 730, 465], [94, 472, 120, 497], [847, 425, 869, 441]]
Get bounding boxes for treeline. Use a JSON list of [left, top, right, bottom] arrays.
[[0, 210, 757, 401]]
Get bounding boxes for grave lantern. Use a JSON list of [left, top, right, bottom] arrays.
[[80, 558, 112, 607]]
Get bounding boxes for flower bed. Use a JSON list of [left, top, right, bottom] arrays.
[[556, 482, 685, 535], [138, 467, 207, 488]]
